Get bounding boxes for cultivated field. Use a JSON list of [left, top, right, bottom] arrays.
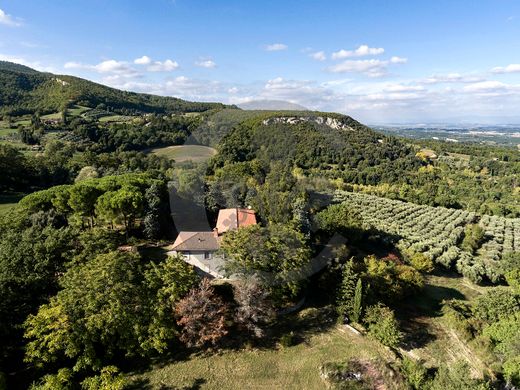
[[334, 191, 520, 283], [150, 144, 217, 163]]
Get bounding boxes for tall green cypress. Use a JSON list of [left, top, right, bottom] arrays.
[[336, 259, 357, 322], [352, 278, 363, 323]]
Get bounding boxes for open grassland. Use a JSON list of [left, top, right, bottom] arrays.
[[67, 105, 91, 116], [150, 144, 217, 163], [0, 126, 16, 137], [400, 272, 492, 377], [132, 317, 399, 390], [41, 112, 62, 120], [98, 114, 135, 123]]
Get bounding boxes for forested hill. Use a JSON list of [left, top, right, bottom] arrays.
[[209, 111, 519, 217], [212, 112, 421, 184], [0, 61, 230, 116]]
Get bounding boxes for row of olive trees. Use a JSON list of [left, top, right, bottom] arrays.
[[332, 191, 520, 283]]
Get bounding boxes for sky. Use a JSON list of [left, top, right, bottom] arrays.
[[1, 0, 520, 124]]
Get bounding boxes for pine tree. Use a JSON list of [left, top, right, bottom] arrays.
[[336, 259, 357, 322], [352, 278, 363, 323]]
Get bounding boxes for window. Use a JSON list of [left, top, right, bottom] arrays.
[[204, 252, 211, 259]]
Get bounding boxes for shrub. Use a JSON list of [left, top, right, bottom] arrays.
[[363, 304, 402, 349], [407, 251, 434, 273], [400, 356, 429, 389], [279, 331, 295, 348]]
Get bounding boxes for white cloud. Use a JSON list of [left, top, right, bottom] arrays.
[[146, 59, 179, 72], [67, 57, 178, 75], [259, 77, 336, 107], [331, 45, 384, 59], [422, 73, 484, 84], [195, 59, 217, 68], [327, 59, 389, 77], [133, 56, 179, 71], [463, 80, 509, 92], [491, 64, 520, 74], [362, 92, 424, 102], [63, 61, 86, 69], [265, 43, 288, 51], [65, 59, 137, 75], [390, 56, 407, 64], [95, 59, 132, 73], [310, 51, 326, 61], [0, 8, 21, 27], [383, 84, 424, 92], [134, 55, 151, 65]]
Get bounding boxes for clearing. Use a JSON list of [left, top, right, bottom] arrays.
[[150, 145, 217, 163], [400, 272, 491, 376], [98, 114, 135, 123], [131, 311, 401, 389]]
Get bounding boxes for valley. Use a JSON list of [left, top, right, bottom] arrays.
[[0, 61, 518, 390]]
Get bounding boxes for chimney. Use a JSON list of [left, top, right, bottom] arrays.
[[213, 228, 219, 237]]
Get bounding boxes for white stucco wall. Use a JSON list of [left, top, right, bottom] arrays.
[[168, 250, 226, 278]]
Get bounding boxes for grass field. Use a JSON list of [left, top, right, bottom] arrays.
[[0, 193, 24, 215], [150, 145, 217, 163], [0, 127, 16, 137], [98, 114, 134, 123], [131, 308, 401, 389], [41, 112, 62, 120], [68, 105, 91, 116], [400, 272, 491, 377]]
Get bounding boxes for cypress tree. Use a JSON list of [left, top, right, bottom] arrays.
[[336, 259, 357, 322], [352, 278, 363, 323]]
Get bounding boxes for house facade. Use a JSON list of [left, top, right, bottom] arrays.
[[169, 208, 257, 278]]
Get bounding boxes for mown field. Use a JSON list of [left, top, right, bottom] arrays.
[[150, 144, 217, 163], [130, 272, 492, 389], [131, 310, 399, 389]]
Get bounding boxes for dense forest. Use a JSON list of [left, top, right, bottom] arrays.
[[0, 61, 230, 116], [0, 61, 519, 389]]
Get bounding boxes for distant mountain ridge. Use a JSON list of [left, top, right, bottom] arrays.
[[0, 61, 231, 116]]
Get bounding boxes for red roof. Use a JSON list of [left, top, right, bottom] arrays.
[[216, 208, 257, 234]]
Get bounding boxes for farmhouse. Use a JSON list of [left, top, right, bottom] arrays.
[[215, 207, 257, 235], [169, 208, 257, 278]]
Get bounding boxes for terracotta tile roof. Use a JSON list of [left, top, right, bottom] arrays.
[[216, 208, 257, 234], [171, 231, 220, 251]]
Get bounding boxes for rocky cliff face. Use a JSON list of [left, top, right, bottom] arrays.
[[262, 116, 355, 131]]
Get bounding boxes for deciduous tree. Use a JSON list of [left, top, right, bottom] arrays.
[[175, 278, 229, 348]]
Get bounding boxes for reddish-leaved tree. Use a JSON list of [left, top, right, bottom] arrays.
[[175, 278, 229, 347]]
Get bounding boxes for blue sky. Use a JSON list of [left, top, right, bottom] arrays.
[[1, 0, 520, 123]]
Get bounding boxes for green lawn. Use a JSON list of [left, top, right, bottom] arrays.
[[68, 105, 91, 116], [0, 193, 24, 215], [131, 309, 401, 389], [98, 114, 134, 123], [150, 145, 217, 163], [0, 127, 17, 137], [41, 112, 62, 120]]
